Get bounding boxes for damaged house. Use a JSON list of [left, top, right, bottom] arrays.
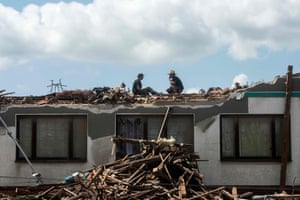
[[0, 66, 299, 194]]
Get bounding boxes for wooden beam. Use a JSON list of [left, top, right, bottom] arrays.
[[157, 106, 171, 140], [280, 65, 293, 190]]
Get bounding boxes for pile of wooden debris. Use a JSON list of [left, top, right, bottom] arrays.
[[0, 136, 299, 199], [9, 136, 252, 200]]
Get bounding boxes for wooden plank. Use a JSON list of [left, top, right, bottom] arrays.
[[178, 176, 187, 198], [221, 189, 233, 199], [232, 186, 238, 200], [157, 106, 171, 140], [188, 187, 225, 200], [280, 65, 293, 190]]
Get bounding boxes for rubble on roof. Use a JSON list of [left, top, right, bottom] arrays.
[[0, 90, 15, 104], [3, 72, 297, 106], [0, 85, 245, 105]]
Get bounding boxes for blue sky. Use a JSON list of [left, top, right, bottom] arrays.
[[0, 0, 300, 96]]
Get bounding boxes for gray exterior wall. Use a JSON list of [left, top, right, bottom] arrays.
[[0, 98, 247, 186], [0, 75, 299, 186]]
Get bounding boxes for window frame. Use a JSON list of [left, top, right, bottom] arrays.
[[115, 113, 194, 158], [220, 114, 290, 162], [16, 114, 88, 162]]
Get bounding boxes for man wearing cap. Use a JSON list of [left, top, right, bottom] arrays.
[[166, 70, 184, 94], [132, 73, 158, 95]]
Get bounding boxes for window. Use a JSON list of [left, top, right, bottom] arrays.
[[17, 115, 87, 161], [116, 114, 193, 158], [220, 114, 289, 161]]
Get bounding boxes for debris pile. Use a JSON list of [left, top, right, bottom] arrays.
[[0, 80, 248, 105], [16, 136, 253, 200], [0, 90, 15, 104], [0, 137, 299, 199], [0, 88, 234, 106]]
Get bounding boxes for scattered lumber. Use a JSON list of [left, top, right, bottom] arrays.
[[29, 136, 254, 199], [0, 136, 299, 199]]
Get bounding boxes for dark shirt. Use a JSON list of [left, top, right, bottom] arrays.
[[132, 79, 142, 95], [170, 76, 184, 93]]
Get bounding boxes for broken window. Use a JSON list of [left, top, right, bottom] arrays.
[[220, 114, 289, 161], [16, 115, 87, 161], [116, 114, 194, 158]]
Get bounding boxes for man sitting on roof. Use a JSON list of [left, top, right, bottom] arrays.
[[166, 70, 184, 94], [132, 73, 158, 95]]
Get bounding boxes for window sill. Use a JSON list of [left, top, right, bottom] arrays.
[[16, 159, 87, 163]]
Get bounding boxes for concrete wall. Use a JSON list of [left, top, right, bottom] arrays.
[[0, 91, 299, 187], [195, 96, 300, 186], [0, 104, 116, 186], [1, 102, 237, 186], [288, 97, 300, 186], [0, 127, 115, 186]]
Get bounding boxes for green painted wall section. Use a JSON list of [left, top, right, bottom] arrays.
[[244, 91, 300, 97]]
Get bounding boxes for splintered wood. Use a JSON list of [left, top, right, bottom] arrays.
[[4, 136, 299, 199], [35, 136, 243, 199], [89, 138, 206, 199], [30, 137, 256, 199]]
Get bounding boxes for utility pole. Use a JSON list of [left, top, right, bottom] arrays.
[[280, 65, 292, 190]]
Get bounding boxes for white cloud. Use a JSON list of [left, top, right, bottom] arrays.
[[132, 40, 170, 63], [231, 74, 248, 88], [186, 88, 200, 94], [0, 56, 28, 70], [0, 57, 12, 69], [1, 0, 300, 69]]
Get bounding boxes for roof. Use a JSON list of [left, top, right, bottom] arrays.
[[1, 72, 299, 106]]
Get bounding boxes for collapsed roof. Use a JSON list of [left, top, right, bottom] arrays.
[[0, 83, 245, 106]]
